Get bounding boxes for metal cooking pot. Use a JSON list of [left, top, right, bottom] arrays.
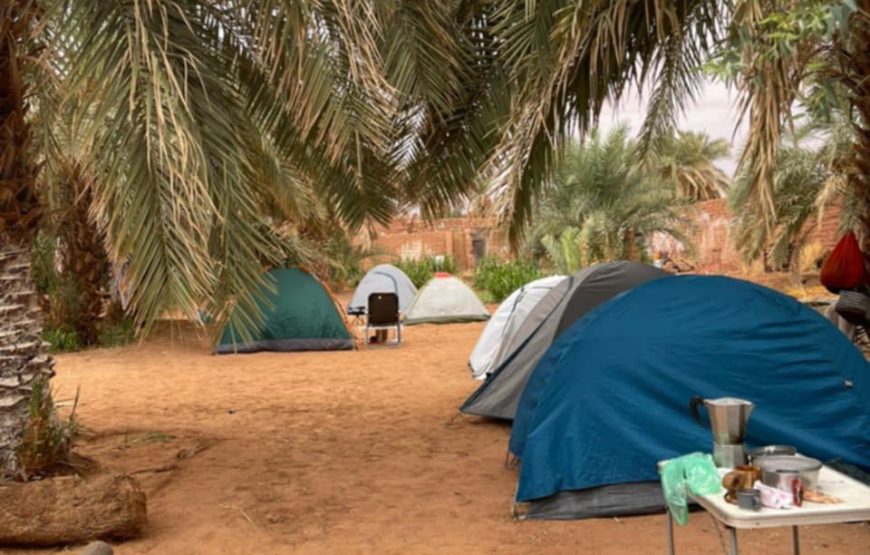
[[747, 445, 797, 465], [759, 456, 821, 491]]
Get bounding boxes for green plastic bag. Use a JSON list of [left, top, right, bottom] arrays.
[[660, 453, 721, 525]]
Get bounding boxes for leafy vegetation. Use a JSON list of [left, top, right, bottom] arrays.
[[731, 102, 858, 271], [33, 230, 136, 352], [472, 257, 542, 303], [395, 256, 459, 288], [16, 379, 79, 480], [10, 1, 869, 341], [529, 127, 691, 273], [42, 326, 82, 354], [708, 1, 868, 253], [651, 132, 731, 201]]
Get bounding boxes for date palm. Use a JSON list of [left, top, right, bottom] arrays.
[[411, 0, 867, 265], [652, 131, 731, 201], [0, 0, 411, 478], [731, 92, 859, 271], [731, 145, 831, 271], [3, 0, 867, 479], [532, 127, 690, 271], [837, 1, 870, 259], [1, 1, 55, 478]]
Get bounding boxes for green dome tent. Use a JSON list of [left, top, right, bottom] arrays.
[[216, 268, 353, 354]]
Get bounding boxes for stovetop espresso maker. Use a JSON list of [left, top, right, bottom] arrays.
[[690, 396, 754, 468]]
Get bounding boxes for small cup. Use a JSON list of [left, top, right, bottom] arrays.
[[735, 464, 762, 484], [722, 464, 761, 496], [737, 488, 762, 511]]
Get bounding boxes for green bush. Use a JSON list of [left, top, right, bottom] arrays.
[[473, 256, 542, 302], [43, 315, 136, 352], [42, 326, 81, 353], [395, 255, 458, 288]]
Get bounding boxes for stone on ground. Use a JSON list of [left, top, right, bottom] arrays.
[[80, 540, 114, 555]]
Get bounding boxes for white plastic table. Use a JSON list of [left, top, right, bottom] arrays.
[[663, 465, 870, 555]]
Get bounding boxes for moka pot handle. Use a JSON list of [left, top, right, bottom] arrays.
[[689, 395, 707, 427]]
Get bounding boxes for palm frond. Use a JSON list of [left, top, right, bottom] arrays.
[[486, 0, 723, 246]]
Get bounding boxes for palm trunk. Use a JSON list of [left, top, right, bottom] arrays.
[[0, 243, 55, 478], [839, 2, 870, 267], [1, 2, 55, 478], [60, 166, 110, 346]]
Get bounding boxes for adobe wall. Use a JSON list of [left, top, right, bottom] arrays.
[[361, 216, 509, 271], [651, 199, 843, 273], [362, 202, 843, 274]]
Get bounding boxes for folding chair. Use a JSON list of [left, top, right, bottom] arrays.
[[365, 292, 402, 346]]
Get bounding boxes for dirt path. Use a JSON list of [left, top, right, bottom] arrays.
[[5, 312, 868, 554]]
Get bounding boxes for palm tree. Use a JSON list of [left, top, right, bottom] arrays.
[[1, 2, 56, 478], [652, 131, 731, 201], [731, 95, 860, 271], [31, 160, 112, 347], [403, 0, 867, 268], [3, 0, 866, 478], [0, 0, 427, 479], [836, 1, 870, 261], [731, 145, 830, 271], [531, 127, 690, 271]]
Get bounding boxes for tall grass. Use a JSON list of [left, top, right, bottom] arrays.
[[473, 256, 542, 302]]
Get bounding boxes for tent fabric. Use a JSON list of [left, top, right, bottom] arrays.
[[404, 275, 489, 325], [511, 275, 870, 519], [469, 275, 567, 380], [348, 264, 417, 314], [216, 268, 353, 354], [520, 483, 666, 520], [461, 262, 670, 419]]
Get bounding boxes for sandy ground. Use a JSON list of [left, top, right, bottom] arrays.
[[5, 295, 869, 554]]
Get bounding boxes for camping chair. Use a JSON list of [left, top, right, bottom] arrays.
[[365, 293, 402, 346]]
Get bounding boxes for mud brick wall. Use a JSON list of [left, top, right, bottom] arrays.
[[361, 217, 508, 271], [651, 199, 844, 273]]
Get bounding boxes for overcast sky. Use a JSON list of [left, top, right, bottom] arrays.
[[597, 80, 748, 176]]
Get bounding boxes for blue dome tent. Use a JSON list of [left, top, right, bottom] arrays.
[[510, 276, 870, 520]]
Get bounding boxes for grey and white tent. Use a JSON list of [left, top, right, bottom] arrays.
[[404, 274, 489, 325], [348, 264, 417, 314], [460, 261, 670, 419], [469, 275, 566, 380]]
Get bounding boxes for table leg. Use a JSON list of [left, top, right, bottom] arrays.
[[792, 526, 800, 555], [666, 510, 675, 555], [726, 526, 739, 555]]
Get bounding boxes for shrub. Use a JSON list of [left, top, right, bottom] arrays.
[[473, 256, 542, 302], [42, 325, 81, 353], [395, 255, 458, 288], [16, 377, 80, 479]]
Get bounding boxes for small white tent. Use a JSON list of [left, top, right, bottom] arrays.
[[404, 274, 489, 325], [468, 275, 566, 379], [348, 264, 417, 314]]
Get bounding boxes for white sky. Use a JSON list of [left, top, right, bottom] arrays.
[[597, 80, 748, 176]]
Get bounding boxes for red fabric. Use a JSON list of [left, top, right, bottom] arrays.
[[434, 272, 452, 278], [820, 231, 869, 293]]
